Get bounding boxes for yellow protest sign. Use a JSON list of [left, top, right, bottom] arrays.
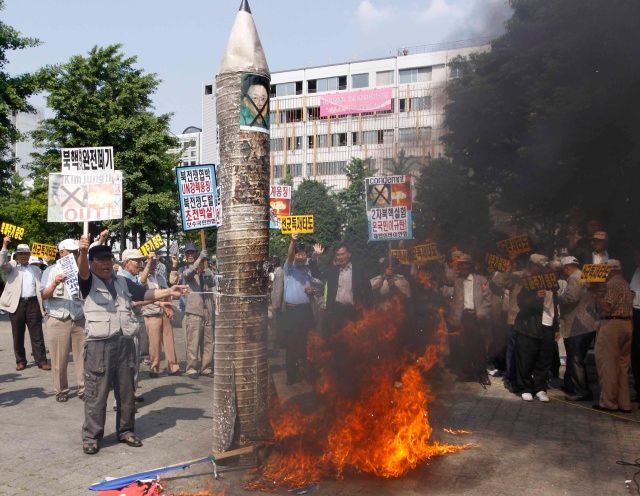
[[0, 222, 25, 240], [486, 253, 509, 272], [31, 243, 57, 261], [139, 234, 165, 257], [522, 272, 559, 291], [412, 243, 439, 262], [580, 264, 610, 283], [390, 249, 411, 265], [280, 215, 314, 234], [497, 235, 531, 257]]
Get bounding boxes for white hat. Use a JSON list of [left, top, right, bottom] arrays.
[[15, 244, 31, 253], [607, 259, 622, 271], [561, 256, 580, 266], [28, 256, 42, 265], [58, 239, 79, 251], [121, 248, 146, 264], [529, 254, 548, 266]]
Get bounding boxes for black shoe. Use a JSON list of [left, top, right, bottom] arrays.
[[565, 394, 593, 402], [592, 404, 618, 412], [619, 408, 633, 414], [55, 392, 68, 403], [479, 375, 491, 386], [83, 442, 99, 455], [135, 395, 144, 403], [149, 372, 159, 378], [119, 435, 143, 447]]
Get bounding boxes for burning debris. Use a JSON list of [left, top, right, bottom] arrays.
[[249, 298, 471, 491]]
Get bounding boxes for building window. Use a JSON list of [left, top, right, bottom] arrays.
[[274, 81, 302, 97], [399, 66, 432, 84], [317, 161, 347, 176], [450, 66, 462, 79], [399, 96, 432, 112], [287, 136, 303, 150], [271, 138, 284, 151], [273, 164, 283, 178], [308, 76, 347, 93], [190, 161, 196, 165], [331, 133, 347, 147], [351, 73, 369, 89], [399, 127, 433, 143], [352, 130, 384, 145], [290, 163, 303, 177], [282, 108, 303, 123], [204, 84, 213, 95], [316, 134, 328, 148], [383, 129, 394, 144], [307, 107, 320, 120], [376, 70, 394, 86], [269, 111, 279, 124], [190, 150, 196, 157]]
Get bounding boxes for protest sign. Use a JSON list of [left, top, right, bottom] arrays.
[[139, 234, 165, 257], [580, 264, 610, 283], [320, 88, 393, 118], [521, 272, 559, 291], [0, 222, 25, 240], [61, 146, 114, 172], [497, 235, 531, 257], [269, 185, 291, 230], [366, 175, 413, 241], [390, 249, 411, 265], [169, 240, 179, 256], [486, 253, 510, 272], [412, 243, 439, 262], [280, 215, 314, 234], [176, 164, 218, 231], [31, 243, 57, 261], [56, 253, 79, 296], [47, 171, 123, 222]]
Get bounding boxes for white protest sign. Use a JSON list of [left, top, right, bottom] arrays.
[[47, 171, 123, 223], [56, 254, 80, 296], [61, 147, 114, 172]]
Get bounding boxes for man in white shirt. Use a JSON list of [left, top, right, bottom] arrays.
[[630, 249, 640, 402], [591, 231, 610, 265], [0, 238, 49, 370]]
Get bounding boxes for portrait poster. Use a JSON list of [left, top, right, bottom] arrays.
[[240, 73, 270, 134]]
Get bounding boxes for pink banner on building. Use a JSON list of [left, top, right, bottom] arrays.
[[320, 87, 393, 117]]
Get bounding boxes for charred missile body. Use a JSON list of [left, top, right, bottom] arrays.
[[213, 0, 271, 453]]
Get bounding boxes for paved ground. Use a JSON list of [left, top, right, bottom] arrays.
[[1, 313, 639, 495]]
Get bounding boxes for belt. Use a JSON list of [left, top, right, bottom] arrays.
[[463, 309, 476, 314], [286, 303, 310, 308], [20, 296, 37, 302], [601, 316, 631, 320]]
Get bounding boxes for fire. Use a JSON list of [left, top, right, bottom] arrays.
[[249, 298, 470, 490]]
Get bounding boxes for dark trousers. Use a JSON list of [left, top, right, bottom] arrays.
[[563, 331, 596, 398], [516, 326, 554, 394], [10, 298, 46, 365], [281, 304, 314, 383], [632, 309, 640, 398], [504, 326, 518, 385], [325, 302, 358, 338], [82, 335, 136, 444], [450, 313, 487, 379]]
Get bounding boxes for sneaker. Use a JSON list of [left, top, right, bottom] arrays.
[[521, 393, 533, 401], [186, 369, 199, 379], [201, 368, 213, 377], [535, 391, 550, 402]]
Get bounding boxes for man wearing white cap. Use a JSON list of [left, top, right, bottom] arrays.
[[558, 255, 598, 401], [0, 236, 49, 370], [593, 259, 634, 413], [41, 239, 85, 402]]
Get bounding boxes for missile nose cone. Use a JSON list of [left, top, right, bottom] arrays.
[[219, 0, 269, 75], [239, 0, 251, 13]]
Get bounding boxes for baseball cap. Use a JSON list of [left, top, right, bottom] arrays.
[[561, 256, 579, 266], [58, 239, 79, 252], [15, 244, 31, 253], [88, 244, 113, 261], [184, 242, 198, 252], [607, 259, 622, 271], [121, 248, 146, 264], [529, 254, 548, 266], [592, 231, 608, 241], [294, 243, 307, 254]]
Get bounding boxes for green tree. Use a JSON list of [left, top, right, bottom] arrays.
[[31, 44, 179, 246], [444, 0, 640, 248], [0, 0, 41, 193]]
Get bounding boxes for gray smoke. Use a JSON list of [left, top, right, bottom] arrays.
[[445, 0, 513, 42]]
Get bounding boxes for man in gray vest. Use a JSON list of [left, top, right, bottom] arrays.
[[78, 237, 187, 455], [41, 239, 85, 402]]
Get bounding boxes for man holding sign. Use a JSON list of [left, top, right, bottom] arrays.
[[41, 239, 85, 402]]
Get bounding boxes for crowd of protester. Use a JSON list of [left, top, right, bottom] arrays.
[[268, 221, 640, 415]]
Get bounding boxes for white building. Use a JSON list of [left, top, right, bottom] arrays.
[[7, 107, 45, 178], [202, 41, 489, 190], [170, 126, 203, 166]]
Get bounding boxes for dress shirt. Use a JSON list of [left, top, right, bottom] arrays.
[[463, 274, 474, 310], [336, 263, 354, 305], [592, 251, 609, 265], [283, 261, 311, 305], [17, 263, 38, 298]]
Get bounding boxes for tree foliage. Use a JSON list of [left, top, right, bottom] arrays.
[[0, 0, 41, 192], [443, 0, 640, 247], [30, 44, 179, 245]]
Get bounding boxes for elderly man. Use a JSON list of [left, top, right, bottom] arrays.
[[558, 256, 598, 401], [41, 239, 84, 402], [78, 237, 186, 455], [370, 257, 411, 309], [170, 243, 214, 378], [593, 259, 634, 413], [590, 231, 611, 264], [0, 236, 49, 371]]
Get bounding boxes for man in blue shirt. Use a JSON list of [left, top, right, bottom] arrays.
[[281, 233, 315, 384]]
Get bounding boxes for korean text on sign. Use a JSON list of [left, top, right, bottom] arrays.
[[580, 264, 610, 283], [269, 185, 292, 230], [0, 222, 25, 240], [390, 249, 410, 265], [486, 254, 509, 272], [368, 206, 411, 241], [61, 147, 114, 172], [366, 175, 412, 241], [56, 254, 80, 296], [139, 234, 165, 257], [31, 243, 57, 261], [280, 215, 315, 234], [413, 243, 439, 262], [497, 235, 531, 257], [522, 272, 559, 291], [176, 164, 218, 231]]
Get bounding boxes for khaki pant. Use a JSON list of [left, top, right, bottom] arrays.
[[183, 313, 214, 373], [144, 314, 179, 373], [595, 319, 632, 410], [44, 316, 85, 395]]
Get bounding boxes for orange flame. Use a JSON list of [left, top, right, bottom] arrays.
[[249, 298, 470, 490]]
